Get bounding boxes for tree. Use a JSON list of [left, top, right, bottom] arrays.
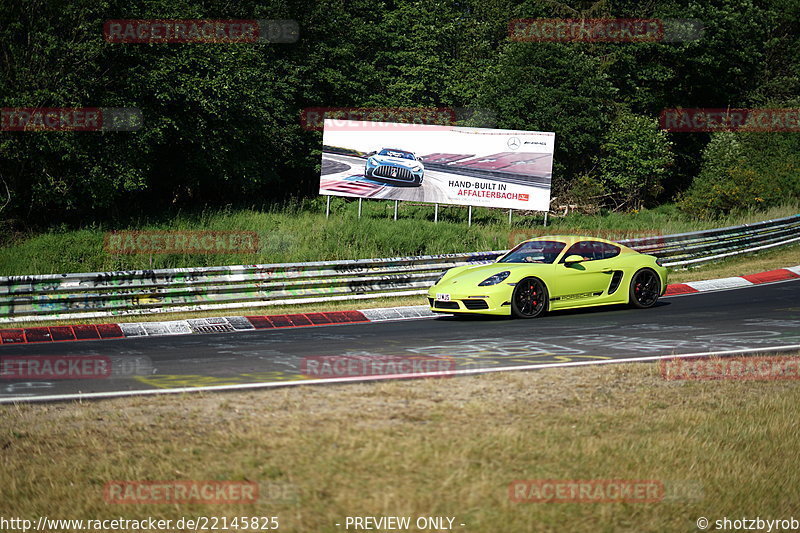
[[597, 110, 674, 210]]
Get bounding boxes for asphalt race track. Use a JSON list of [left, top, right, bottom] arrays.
[[1, 280, 798, 402]]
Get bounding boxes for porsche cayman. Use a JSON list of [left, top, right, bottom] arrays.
[[428, 236, 667, 318]]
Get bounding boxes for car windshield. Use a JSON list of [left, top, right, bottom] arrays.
[[498, 240, 565, 264], [379, 149, 415, 160]]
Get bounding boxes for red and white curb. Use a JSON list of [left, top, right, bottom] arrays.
[[663, 266, 800, 295], [1, 265, 798, 346]]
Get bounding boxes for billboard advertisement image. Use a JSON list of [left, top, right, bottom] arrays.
[[320, 120, 554, 211]]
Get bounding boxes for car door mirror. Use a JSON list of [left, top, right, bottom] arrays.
[[417, 156, 424, 161], [367, 151, 376, 156], [564, 254, 585, 265]]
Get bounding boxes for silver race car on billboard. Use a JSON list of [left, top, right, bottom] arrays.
[[364, 148, 424, 186]]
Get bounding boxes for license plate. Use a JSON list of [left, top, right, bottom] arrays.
[[436, 293, 450, 301]]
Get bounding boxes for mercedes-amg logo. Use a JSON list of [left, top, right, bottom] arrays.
[[507, 137, 521, 150]]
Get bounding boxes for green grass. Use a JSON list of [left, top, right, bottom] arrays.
[[0, 200, 797, 276], [3, 358, 800, 532]]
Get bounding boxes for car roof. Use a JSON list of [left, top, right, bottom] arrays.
[[521, 235, 636, 251], [380, 148, 413, 153]]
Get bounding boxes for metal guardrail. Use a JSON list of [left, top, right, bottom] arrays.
[[0, 214, 797, 323]]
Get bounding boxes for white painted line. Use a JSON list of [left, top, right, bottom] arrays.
[[787, 265, 800, 276], [3, 344, 799, 404]]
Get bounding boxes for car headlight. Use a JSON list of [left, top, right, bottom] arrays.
[[367, 157, 377, 165], [411, 165, 422, 171], [478, 271, 510, 286]]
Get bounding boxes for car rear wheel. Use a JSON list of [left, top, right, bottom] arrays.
[[629, 268, 660, 308], [511, 277, 548, 318]]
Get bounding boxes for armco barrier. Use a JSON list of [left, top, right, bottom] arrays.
[[0, 215, 797, 323]]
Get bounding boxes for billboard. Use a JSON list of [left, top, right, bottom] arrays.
[[319, 120, 554, 211]]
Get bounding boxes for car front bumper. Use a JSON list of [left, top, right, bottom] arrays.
[[426, 285, 512, 316]]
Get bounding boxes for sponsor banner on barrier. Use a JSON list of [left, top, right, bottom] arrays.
[[104, 230, 259, 254], [320, 120, 554, 211], [103, 19, 299, 43]]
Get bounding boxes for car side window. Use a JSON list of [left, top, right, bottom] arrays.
[[562, 241, 620, 262]]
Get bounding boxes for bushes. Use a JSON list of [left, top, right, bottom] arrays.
[[680, 131, 800, 217], [596, 110, 674, 211]]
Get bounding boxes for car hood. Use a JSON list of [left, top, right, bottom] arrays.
[[438, 262, 551, 286], [373, 156, 419, 167]]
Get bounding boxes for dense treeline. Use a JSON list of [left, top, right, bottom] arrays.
[[0, 0, 798, 228]]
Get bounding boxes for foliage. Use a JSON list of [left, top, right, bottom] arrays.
[[597, 110, 674, 210], [0, 0, 798, 228], [680, 130, 800, 217]]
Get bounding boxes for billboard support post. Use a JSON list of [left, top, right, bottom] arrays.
[[358, 198, 362, 219], [394, 200, 398, 221], [326, 195, 330, 219], [508, 209, 512, 225], [543, 211, 548, 226], [434, 203, 439, 223], [468, 206, 472, 227]]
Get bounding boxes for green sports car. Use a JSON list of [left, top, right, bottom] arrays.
[[428, 236, 667, 318]]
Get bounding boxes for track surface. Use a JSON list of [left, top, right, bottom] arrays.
[[1, 280, 798, 402]]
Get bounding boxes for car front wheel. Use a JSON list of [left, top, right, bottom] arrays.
[[511, 277, 548, 318]]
